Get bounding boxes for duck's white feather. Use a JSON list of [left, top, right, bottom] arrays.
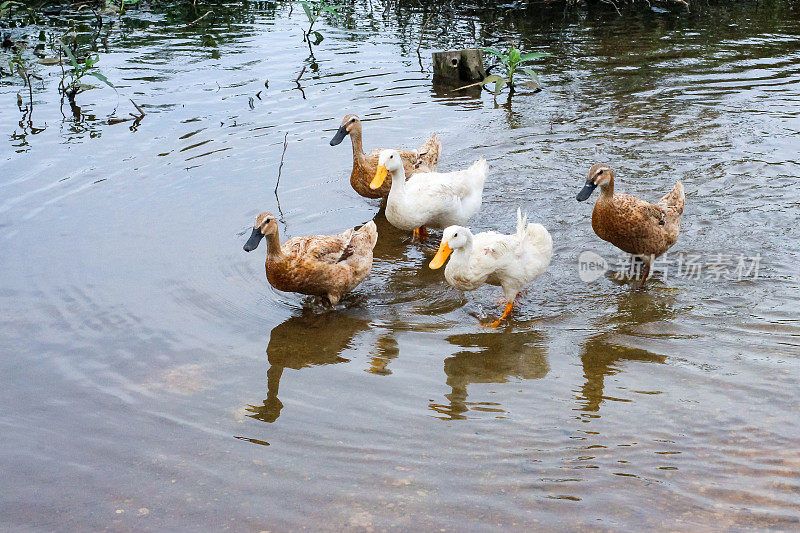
[[444, 209, 553, 301], [384, 156, 488, 231]]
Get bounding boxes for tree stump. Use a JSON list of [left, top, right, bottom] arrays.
[[432, 49, 486, 83]]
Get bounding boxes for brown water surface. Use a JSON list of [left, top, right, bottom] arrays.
[[1, 1, 799, 530]]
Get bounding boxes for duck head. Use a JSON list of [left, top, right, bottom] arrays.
[[329, 114, 361, 146], [429, 226, 470, 269], [577, 164, 614, 201], [243, 212, 277, 252], [371, 149, 402, 189]]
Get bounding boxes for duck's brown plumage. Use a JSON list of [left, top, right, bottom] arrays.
[[332, 114, 442, 199], [580, 164, 685, 281], [245, 212, 378, 305]]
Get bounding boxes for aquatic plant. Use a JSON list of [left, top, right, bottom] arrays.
[[297, 0, 342, 44], [463, 44, 549, 96], [105, 0, 139, 17], [58, 34, 114, 102], [0, 0, 20, 19]]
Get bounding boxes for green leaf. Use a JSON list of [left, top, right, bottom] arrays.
[[508, 47, 521, 64], [88, 71, 114, 88], [520, 67, 540, 82], [493, 77, 506, 95], [478, 74, 504, 85], [62, 42, 80, 70], [311, 30, 323, 44], [300, 1, 314, 23], [519, 52, 550, 61], [321, 4, 341, 18], [479, 47, 506, 60]]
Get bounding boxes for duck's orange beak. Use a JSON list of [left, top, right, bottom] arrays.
[[429, 240, 452, 269], [370, 164, 388, 189]]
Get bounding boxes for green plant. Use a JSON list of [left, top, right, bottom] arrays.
[[106, 0, 139, 16], [0, 0, 20, 18], [463, 44, 549, 96], [297, 1, 342, 44], [59, 34, 114, 101]]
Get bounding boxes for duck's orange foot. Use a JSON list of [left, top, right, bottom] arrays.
[[412, 226, 429, 242], [482, 301, 514, 328]]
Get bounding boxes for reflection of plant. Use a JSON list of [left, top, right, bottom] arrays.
[[465, 44, 549, 96], [59, 35, 114, 101], [298, 1, 342, 44], [106, 0, 139, 17]]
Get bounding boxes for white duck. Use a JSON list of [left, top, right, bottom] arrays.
[[429, 209, 553, 327], [371, 149, 488, 241]]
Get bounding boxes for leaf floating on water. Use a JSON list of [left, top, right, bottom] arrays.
[[311, 30, 324, 45], [37, 57, 61, 66], [88, 71, 115, 89]]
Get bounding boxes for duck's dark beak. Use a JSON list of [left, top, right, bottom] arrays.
[[576, 180, 598, 202], [243, 228, 264, 252], [329, 125, 348, 146]]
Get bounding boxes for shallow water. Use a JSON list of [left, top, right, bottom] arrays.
[[1, 1, 799, 530]]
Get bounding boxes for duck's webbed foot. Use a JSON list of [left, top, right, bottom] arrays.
[[488, 301, 515, 328], [412, 226, 429, 242]]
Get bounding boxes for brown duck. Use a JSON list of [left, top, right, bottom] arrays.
[[329, 114, 442, 199], [577, 164, 685, 285], [243, 212, 378, 305]]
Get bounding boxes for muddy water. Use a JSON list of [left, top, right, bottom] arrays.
[[1, 1, 799, 530]]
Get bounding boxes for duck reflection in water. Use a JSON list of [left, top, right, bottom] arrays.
[[247, 310, 370, 423], [577, 290, 676, 413], [430, 330, 549, 420]]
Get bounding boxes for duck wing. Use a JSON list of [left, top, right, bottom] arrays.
[[337, 221, 378, 263], [284, 231, 353, 265], [658, 181, 685, 218], [415, 133, 442, 171], [614, 193, 668, 226]]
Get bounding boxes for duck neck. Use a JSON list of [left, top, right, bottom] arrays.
[[599, 174, 615, 199], [264, 231, 283, 262], [449, 235, 474, 270], [387, 165, 407, 198], [350, 126, 366, 166]]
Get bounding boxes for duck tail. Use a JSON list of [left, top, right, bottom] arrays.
[[659, 181, 685, 217], [356, 220, 379, 249], [516, 207, 528, 240], [467, 157, 488, 189], [338, 221, 377, 263], [417, 133, 442, 171], [516, 208, 553, 257]]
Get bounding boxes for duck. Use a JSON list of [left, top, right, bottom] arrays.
[[243, 212, 378, 305], [429, 209, 553, 327], [329, 114, 441, 199], [576, 164, 685, 286], [372, 149, 488, 241]]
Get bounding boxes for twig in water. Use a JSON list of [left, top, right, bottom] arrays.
[[293, 66, 307, 99], [275, 132, 288, 196], [417, 12, 431, 54], [295, 65, 306, 83], [275, 132, 288, 217], [186, 10, 212, 27], [130, 98, 145, 117]]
